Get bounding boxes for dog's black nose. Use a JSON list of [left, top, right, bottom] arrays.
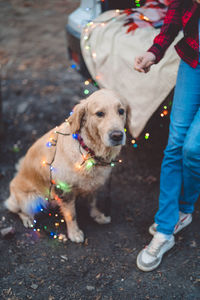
[[109, 130, 123, 142]]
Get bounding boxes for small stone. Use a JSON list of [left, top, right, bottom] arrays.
[[190, 240, 197, 248], [22, 79, 28, 85], [1, 226, 15, 237], [96, 273, 101, 279], [17, 102, 29, 114], [144, 175, 157, 184], [30, 284, 38, 290], [2, 287, 12, 296], [86, 285, 95, 291], [32, 129, 37, 135], [60, 255, 68, 261]]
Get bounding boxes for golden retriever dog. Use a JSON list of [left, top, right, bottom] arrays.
[[5, 89, 126, 243]]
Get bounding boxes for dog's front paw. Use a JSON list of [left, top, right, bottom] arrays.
[[18, 212, 34, 228], [93, 213, 111, 225], [68, 228, 84, 243]]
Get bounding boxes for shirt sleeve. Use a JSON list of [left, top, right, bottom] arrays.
[[148, 0, 182, 63]]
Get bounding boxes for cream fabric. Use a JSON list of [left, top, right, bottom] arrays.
[[81, 10, 183, 137]]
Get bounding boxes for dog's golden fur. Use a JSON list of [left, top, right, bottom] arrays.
[[5, 89, 126, 242]]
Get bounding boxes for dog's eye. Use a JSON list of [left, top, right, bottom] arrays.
[[96, 111, 104, 117], [118, 108, 125, 115]]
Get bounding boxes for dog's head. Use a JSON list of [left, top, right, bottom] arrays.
[[68, 89, 127, 148]]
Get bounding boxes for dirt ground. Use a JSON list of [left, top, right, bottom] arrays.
[[0, 1, 200, 299]]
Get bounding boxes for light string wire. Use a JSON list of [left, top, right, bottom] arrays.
[[33, 125, 71, 239], [80, 5, 171, 149], [33, 120, 123, 239]]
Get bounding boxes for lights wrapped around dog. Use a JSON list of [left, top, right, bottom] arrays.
[[33, 121, 123, 239]]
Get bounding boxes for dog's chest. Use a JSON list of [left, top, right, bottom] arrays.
[[78, 166, 111, 192], [55, 163, 111, 193]]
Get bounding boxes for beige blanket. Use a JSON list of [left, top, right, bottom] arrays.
[[81, 10, 183, 137]]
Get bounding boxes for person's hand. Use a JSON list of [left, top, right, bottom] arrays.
[[194, 0, 200, 3], [134, 52, 156, 73]]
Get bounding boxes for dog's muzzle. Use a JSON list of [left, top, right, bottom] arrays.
[[109, 130, 124, 146]]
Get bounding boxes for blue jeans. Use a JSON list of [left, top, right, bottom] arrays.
[[155, 60, 200, 235]]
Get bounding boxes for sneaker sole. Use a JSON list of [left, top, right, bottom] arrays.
[[136, 238, 175, 272]]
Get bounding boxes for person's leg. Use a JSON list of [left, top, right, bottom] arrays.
[[137, 61, 200, 272], [180, 107, 200, 213], [155, 60, 200, 235]]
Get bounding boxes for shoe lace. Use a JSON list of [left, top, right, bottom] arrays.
[[147, 236, 166, 257]]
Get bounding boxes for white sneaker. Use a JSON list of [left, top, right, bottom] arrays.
[[136, 232, 175, 272], [149, 212, 192, 236]]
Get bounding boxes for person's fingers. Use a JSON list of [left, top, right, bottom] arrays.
[[143, 61, 154, 73], [134, 57, 143, 68], [134, 65, 145, 72], [134, 56, 146, 72], [134, 55, 155, 73], [145, 60, 154, 68], [135, 56, 143, 64], [144, 66, 150, 73]]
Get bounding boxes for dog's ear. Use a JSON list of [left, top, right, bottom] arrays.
[[68, 100, 87, 133]]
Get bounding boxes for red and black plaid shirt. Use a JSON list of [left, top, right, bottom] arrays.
[[148, 0, 200, 68]]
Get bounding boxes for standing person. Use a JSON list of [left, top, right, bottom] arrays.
[[134, 0, 200, 272]]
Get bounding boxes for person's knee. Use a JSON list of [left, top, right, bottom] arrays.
[[165, 121, 186, 156], [183, 142, 200, 171], [163, 132, 183, 159]]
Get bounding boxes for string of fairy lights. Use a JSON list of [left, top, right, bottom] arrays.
[[32, 118, 123, 240], [82, 7, 154, 72], [100, 0, 142, 8], [32, 126, 71, 240], [80, 77, 172, 148], [134, 0, 141, 8], [32, 83, 170, 240], [32, 1, 171, 240], [79, 9, 170, 149]]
